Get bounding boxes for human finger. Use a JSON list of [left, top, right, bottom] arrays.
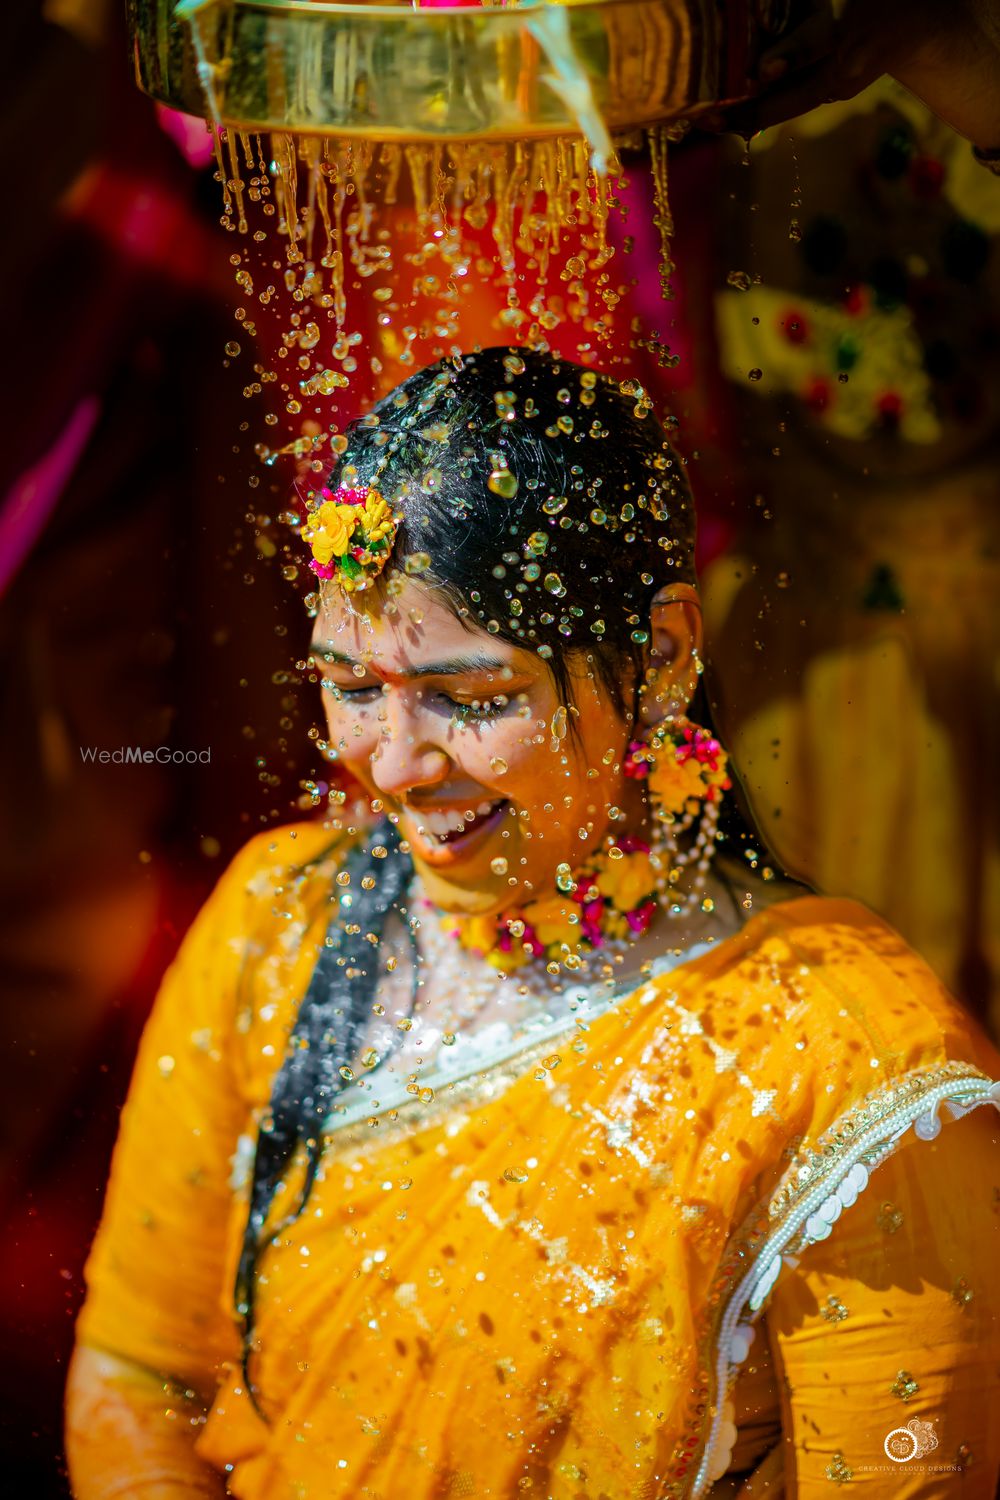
[[719, 50, 883, 137]]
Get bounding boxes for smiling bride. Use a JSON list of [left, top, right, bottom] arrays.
[[67, 348, 1000, 1498]]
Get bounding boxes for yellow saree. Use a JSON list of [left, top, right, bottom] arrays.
[[78, 822, 1000, 1496]]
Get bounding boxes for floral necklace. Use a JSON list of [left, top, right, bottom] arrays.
[[443, 720, 731, 975]]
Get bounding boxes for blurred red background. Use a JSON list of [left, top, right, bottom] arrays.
[[4, 5, 997, 1495]]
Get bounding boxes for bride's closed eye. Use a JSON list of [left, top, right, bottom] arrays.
[[322, 679, 507, 722]]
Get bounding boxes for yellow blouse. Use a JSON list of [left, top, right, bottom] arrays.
[[78, 822, 1000, 1496]]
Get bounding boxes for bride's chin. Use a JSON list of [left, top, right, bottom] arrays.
[[414, 865, 503, 917]]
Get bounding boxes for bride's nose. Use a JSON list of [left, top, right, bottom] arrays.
[[369, 696, 451, 800]]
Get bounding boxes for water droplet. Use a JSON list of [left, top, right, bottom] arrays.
[[726, 271, 751, 292], [550, 705, 568, 741], [748, 368, 763, 382], [441, 1032, 457, 1047], [503, 1166, 530, 1183], [488, 468, 519, 499], [525, 531, 548, 557], [302, 368, 349, 395], [542, 494, 568, 516], [404, 552, 432, 576], [361, 1047, 380, 1069], [339, 1065, 355, 1081], [491, 856, 509, 875], [555, 862, 576, 893], [421, 468, 443, 494], [544, 572, 566, 597], [225, 340, 241, 357], [494, 389, 516, 421], [490, 756, 509, 775]]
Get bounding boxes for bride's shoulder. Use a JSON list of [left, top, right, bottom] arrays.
[[693, 893, 944, 1013], [659, 893, 998, 1084], [214, 817, 352, 906], [618, 896, 998, 1165], [178, 819, 355, 975]]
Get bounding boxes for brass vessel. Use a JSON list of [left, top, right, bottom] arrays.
[[128, 0, 795, 143]]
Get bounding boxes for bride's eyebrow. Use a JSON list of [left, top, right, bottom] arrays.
[[308, 643, 517, 680], [309, 644, 358, 666]]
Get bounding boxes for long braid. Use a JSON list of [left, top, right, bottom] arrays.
[[235, 822, 414, 1402]]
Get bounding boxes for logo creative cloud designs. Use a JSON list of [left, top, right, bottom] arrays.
[[883, 1419, 939, 1463]]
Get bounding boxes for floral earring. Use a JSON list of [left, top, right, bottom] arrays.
[[624, 716, 732, 914]]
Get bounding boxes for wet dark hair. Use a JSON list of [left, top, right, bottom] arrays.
[[234, 822, 414, 1400], [237, 349, 756, 1403], [313, 345, 697, 721]]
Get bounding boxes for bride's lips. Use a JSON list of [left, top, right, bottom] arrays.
[[403, 798, 509, 867]]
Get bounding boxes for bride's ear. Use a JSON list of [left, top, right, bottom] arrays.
[[638, 583, 703, 728]]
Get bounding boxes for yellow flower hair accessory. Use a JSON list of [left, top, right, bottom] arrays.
[[301, 484, 399, 593]]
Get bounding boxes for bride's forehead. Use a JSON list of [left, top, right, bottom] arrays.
[[314, 580, 523, 672]]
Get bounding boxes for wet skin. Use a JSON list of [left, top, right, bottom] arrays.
[[310, 575, 647, 918]]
